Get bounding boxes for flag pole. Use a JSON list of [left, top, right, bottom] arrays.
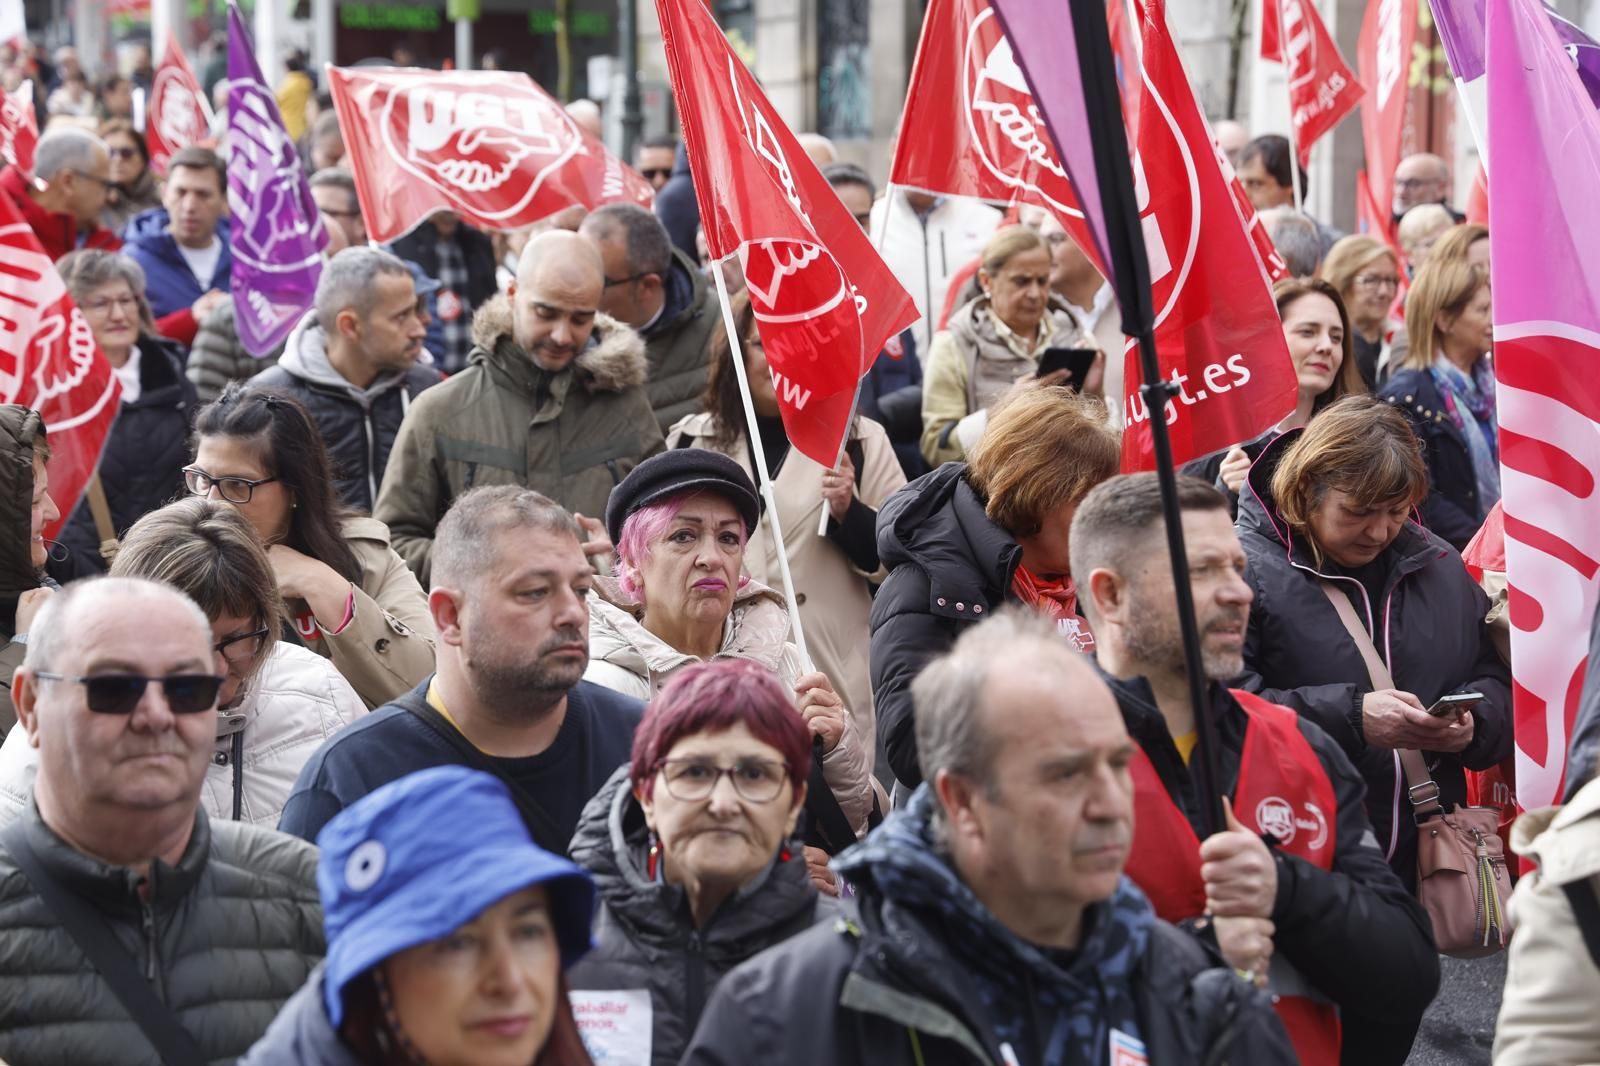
[[817, 379, 864, 537], [710, 255, 813, 670], [1278, 0, 1306, 212]]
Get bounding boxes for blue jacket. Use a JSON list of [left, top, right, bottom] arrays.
[[122, 207, 233, 319]]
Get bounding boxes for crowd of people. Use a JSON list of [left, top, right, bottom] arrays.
[[0, 30, 1593, 1066]]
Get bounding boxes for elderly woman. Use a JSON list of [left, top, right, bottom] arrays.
[[668, 290, 906, 752], [1322, 235, 1403, 389], [189, 385, 436, 707], [241, 766, 597, 1065], [584, 450, 873, 845], [873, 387, 1120, 789], [1378, 258, 1496, 550], [1235, 396, 1512, 887], [48, 249, 197, 581], [98, 118, 162, 235], [568, 659, 839, 1065], [0, 497, 367, 826], [1396, 203, 1455, 278], [920, 226, 1101, 466]]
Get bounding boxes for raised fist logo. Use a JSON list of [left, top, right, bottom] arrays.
[[153, 67, 203, 148], [227, 80, 325, 274], [739, 240, 865, 396], [963, 9, 1076, 216], [29, 308, 97, 405]]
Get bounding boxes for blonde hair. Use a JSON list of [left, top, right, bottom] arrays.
[[1427, 223, 1489, 268], [967, 388, 1120, 538], [1321, 235, 1398, 301], [1401, 258, 1488, 371], [1397, 204, 1454, 257], [979, 225, 1048, 278]]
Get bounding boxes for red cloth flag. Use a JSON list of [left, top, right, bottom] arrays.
[[147, 33, 210, 176], [654, 0, 916, 466], [0, 195, 119, 537], [0, 80, 37, 177], [325, 67, 653, 245], [1358, 0, 1419, 239], [1262, 0, 1365, 166]]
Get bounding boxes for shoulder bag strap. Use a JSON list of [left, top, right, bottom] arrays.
[[0, 821, 206, 1066], [85, 474, 120, 565], [1562, 876, 1600, 974], [402, 700, 570, 853], [803, 735, 860, 856], [1317, 580, 1443, 820]]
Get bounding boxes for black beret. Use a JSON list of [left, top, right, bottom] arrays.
[[605, 450, 763, 545]]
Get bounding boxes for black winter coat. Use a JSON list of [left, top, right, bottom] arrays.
[[387, 222, 498, 312], [51, 335, 195, 580], [870, 463, 1023, 788], [1234, 430, 1513, 887], [1378, 368, 1488, 549], [566, 768, 837, 1065], [1105, 672, 1438, 1065]]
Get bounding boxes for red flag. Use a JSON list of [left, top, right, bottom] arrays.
[[325, 67, 654, 246], [147, 34, 210, 176], [1358, 0, 1419, 239], [0, 80, 37, 177], [1263, 0, 1365, 166], [1115, 0, 1298, 470], [655, 0, 916, 466], [0, 196, 120, 537]]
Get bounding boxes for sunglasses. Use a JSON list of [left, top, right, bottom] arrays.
[[641, 168, 672, 181], [32, 672, 225, 715]]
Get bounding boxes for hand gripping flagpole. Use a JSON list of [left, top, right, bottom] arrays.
[[710, 255, 814, 672]]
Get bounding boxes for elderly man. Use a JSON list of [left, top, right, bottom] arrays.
[[1070, 474, 1439, 1066], [1391, 152, 1464, 223], [122, 144, 231, 340], [1236, 134, 1342, 256], [0, 127, 121, 260], [376, 229, 663, 584], [681, 610, 1296, 1065], [1259, 205, 1324, 277], [256, 247, 439, 511], [0, 578, 323, 1064], [579, 203, 719, 431], [281, 486, 644, 854]]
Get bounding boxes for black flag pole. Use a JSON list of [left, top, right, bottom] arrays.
[[1060, 0, 1227, 837]]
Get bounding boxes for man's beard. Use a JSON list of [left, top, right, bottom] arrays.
[[1124, 593, 1247, 683], [465, 625, 588, 715]]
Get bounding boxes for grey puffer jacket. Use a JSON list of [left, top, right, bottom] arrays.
[[566, 767, 839, 1066], [0, 801, 324, 1065]]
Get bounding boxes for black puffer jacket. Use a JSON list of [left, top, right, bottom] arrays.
[[0, 406, 49, 733], [1234, 429, 1513, 887], [1379, 368, 1485, 550], [0, 801, 325, 1065], [49, 335, 196, 580], [566, 768, 838, 1066], [870, 463, 1023, 789]]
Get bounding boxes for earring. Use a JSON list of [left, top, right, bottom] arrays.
[[646, 831, 661, 880]]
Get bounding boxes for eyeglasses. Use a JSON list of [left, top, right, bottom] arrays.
[[603, 271, 652, 290], [657, 757, 790, 803], [641, 168, 672, 181], [183, 467, 279, 505], [81, 294, 139, 317], [32, 671, 224, 714], [1354, 273, 1400, 291], [214, 627, 269, 664], [319, 207, 361, 219], [107, 146, 140, 161], [69, 169, 113, 188], [1394, 178, 1443, 193]]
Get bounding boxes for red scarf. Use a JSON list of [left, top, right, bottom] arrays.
[[1011, 566, 1096, 653]]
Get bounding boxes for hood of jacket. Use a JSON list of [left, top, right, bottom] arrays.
[[0, 405, 43, 596], [236, 967, 359, 1066], [946, 293, 1087, 355], [124, 205, 233, 247], [466, 294, 647, 396], [643, 249, 706, 341], [569, 766, 819, 946], [587, 575, 793, 685], [877, 462, 1020, 603], [280, 312, 418, 409]]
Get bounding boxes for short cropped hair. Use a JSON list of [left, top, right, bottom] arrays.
[[432, 486, 583, 592], [822, 162, 874, 199], [314, 246, 413, 331], [57, 248, 154, 331], [309, 167, 358, 198], [979, 225, 1047, 277], [23, 577, 210, 674], [582, 203, 672, 277], [967, 388, 1120, 539], [33, 126, 105, 184], [1259, 207, 1321, 278], [628, 658, 810, 803], [1239, 134, 1306, 195], [167, 144, 226, 194]]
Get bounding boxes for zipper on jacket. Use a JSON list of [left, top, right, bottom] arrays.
[[140, 898, 159, 987], [684, 930, 707, 1029], [918, 210, 933, 346], [364, 414, 378, 508], [464, 461, 478, 488]]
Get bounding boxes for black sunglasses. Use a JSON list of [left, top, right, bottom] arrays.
[[32, 672, 225, 715], [641, 167, 672, 180]]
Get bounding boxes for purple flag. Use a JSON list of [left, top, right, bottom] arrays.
[[1436, 0, 1600, 107], [227, 3, 326, 356]]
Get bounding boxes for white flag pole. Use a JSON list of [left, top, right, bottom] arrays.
[[817, 378, 863, 537], [711, 255, 812, 670], [1279, 0, 1305, 213]]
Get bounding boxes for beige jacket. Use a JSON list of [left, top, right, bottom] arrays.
[[1494, 775, 1600, 1065], [665, 413, 905, 749], [286, 516, 436, 709], [582, 576, 873, 837]]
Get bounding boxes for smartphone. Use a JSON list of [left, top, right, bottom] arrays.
[[1036, 347, 1100, 392], [1427, 692, 1485, 718]]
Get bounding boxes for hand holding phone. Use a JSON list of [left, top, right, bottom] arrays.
[[1427, 692, 1485, 719], [1035, 347, 1100, 393]]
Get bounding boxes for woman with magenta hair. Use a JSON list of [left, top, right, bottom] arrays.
[[583, 450, 873, 848], [567, 658, 842, 1065]]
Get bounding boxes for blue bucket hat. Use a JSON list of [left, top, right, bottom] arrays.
[[315, 766, 596, 1028]]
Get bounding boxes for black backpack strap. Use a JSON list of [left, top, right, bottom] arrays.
[[403, 700, 570, 854], [0, 820, 206, 1066], [802, 735, 861, 856], [1562, 876, 1600, 973]]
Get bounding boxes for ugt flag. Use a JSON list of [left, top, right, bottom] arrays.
[[656, 0, 916, 467], [326, 67, 654, 246], [1357, 0, 1418, 237], [1261, 0, 1365, 167], [0, 80, 37, 177], [227, 3, 327, 357], [147, 33, 209, 176], [1484, 0, 1600, 810], [0, 193, 119, 538]]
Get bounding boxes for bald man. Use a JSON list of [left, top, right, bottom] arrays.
[[1392, 153, 1463, 222], [374, 230, 664, 584]]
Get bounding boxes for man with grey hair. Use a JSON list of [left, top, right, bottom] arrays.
[[376, 229, 663, 583], [254, 246, 439, 511], [0, 577, 324, 1064], [0, 126, 120, 260], [281, 485, 644, 853], [681, 608, 1295, 1066], [1069, 472, 1438, 1065], [1259, 206, 1323, 278], [579, 202, 719, 430], [1391, 152, 1463, 223]]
